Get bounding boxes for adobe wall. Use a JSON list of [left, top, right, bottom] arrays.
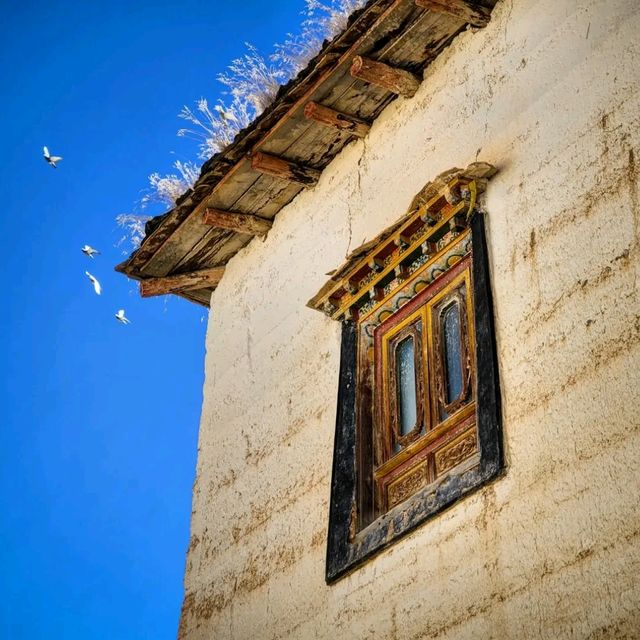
[[179, 0, 640, 637]]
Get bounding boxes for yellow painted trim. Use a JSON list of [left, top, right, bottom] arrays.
[[329, 201, 467, 320], [374, 402, 476, 479], [373, 266, 474, 477], [358, 229, 470, 323]]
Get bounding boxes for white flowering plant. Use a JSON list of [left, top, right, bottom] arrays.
[[121, 0, 367, 249]]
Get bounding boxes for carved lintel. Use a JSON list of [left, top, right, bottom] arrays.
[[307, 164, 498, 320]]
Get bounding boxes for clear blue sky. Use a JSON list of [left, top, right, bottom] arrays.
[[0, 1, 303, 637]]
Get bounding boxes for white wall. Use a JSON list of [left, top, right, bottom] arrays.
[[179, 1, 640, 637]]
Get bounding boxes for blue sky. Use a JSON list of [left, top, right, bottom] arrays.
[[0, 1, 304, 637]]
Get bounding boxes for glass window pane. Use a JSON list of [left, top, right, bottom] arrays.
[[443, 303, 463, 404], [396, 336, 418, 437]]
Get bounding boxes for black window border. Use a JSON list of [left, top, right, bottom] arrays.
[[325, 212, 504, 583]]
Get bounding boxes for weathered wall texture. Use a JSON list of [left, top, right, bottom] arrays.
[[179, 1, 640, 637]]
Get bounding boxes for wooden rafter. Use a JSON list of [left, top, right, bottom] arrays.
[[115, 0, 499, 308], [203, 208, 272, 236], [415, 0, 490, 28], [350, 56, 421, 98], [122, 1, 408, 275], [139, 266, 226, 298], [250, 151, 321, 187], [304, 101, 371, 138]]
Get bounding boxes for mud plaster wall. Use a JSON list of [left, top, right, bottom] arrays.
[[179, 1, 640, 638]]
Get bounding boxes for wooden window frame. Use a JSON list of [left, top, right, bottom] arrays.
[[371, 265, 476, 515], [384, 319, 426, 452], [324, 212, 503, 583]]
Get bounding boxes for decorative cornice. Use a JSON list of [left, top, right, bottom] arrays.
[[307, 162, 497, 321]]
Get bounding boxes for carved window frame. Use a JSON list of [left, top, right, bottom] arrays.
[[371, 264, 476, 516], [309, 173, 503, 582], [384, 319, 426, 451]]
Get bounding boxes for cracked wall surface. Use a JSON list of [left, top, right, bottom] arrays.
[[178, 0, 640, 638]]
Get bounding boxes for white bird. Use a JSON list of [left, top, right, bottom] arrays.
[[115, 309, 131, 324], [85, 271, 101, 295], [43, 146, 63, 168], [81, 245, 100, 258]]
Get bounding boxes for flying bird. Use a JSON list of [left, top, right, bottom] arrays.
[[115, 309, 131, 324], [81, 245, 100, 258], [85, 271, 101, 295], [43, 146, 63, 168]]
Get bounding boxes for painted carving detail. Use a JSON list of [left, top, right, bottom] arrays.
[[387, 462, 429, 508], [435, 431, 477, 476], [356, 234, 472, 323]]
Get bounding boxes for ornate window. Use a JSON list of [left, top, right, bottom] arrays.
[[309, 165, 503, 582]]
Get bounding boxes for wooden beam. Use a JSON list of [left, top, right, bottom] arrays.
[[203, 207, 272, 236], [140, 266, 226, 298], [250, 151, 320, 187], [124, 0, 447, 275], [415, 0, 490, 28], [350, 56, 421, 98], [303, 101, 371, 138]]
